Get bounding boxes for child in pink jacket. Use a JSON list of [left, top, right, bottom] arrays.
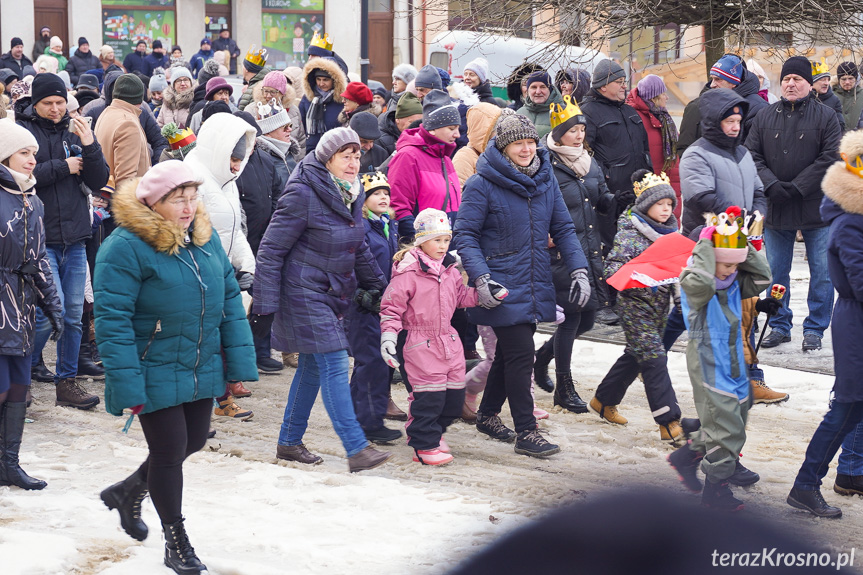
[[380, 208, 480, 465]]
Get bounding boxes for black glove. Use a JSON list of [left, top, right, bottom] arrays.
[[48, 310, 64, 342], [247, 313, 274, 340], [355, 289, 381, 314], [616, 188, 636, 209], [755, 298, 782, 316], [767, 182, 795, 201]]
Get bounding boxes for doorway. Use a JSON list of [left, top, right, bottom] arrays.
[[34, 0, 68, 58], [369, 0, 394, 87]]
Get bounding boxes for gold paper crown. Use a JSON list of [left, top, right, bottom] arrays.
[[361, 171, 389, 193], [245, 44, 268, 66], [704, 208, 764, 249], [632, 172, 671, 197], [549, 94, 585, 130], [812, 57, 830, 78], [310, 32, 333, 52]]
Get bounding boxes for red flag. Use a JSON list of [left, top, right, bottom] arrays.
[[607, 233, 696, 291]]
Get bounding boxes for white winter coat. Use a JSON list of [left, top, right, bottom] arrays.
[[183, 112, 257, 274]]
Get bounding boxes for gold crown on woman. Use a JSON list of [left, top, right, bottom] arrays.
[[632, 172, 671, 197], [704, 207, 764, 248], [245, 45, 268, 66], [311, 32, 334, 51], [549, 95, 584, 129]]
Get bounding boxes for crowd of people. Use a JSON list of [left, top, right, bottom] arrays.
[[3, 26, 863, 572]]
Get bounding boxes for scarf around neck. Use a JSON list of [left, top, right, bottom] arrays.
[[417, 247, 444, 275], [547, 139, 591, 177], [645, 98, 679, 172], [331, 174, 360, 205], [1, 166, 37, 194], [306, 87, 334, 136], [630, 207, 678, 242], [715, 270, 738, 290], [506, 153, 541, 177]]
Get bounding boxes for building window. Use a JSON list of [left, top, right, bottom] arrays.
[[102, 0, 176, 61], [448, 0, 532, 39], [261, 0, 325, 69], [609, 24, 681, 72]]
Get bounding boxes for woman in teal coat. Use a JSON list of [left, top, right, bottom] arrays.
[[93, 160, 257, 575]]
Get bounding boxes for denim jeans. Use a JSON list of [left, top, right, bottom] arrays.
[[764, 227, 833, 338], [838, 422, 863, 476], [277, 350, 369, 457], [31, 242, 87, 380], [794, 400, 863, 490]]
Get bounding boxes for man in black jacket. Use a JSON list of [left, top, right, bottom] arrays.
[[745, 56, 842, 352], [580, 58, 652, 324], [122, 41, 149, 76], [0, 38, 32, 77], [16, 73, 110, 409], [211, 27, 240, 75], [144, 39, 169, 76], [811, 60, 846, 132], [65, 38, 100, 85]]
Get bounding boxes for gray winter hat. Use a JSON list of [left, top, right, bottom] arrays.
[[415, 64, 443, 90], [349, 111, 381, 140], [494, 113, 539, 151], [315, 126, 360, 164], [422, 89, 460, 131], [592, 59, 626, 89]]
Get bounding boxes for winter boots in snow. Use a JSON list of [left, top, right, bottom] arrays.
[[0, 402, 46, 490], [554, 372, 588, 413], [227, 381, 252, 398], [514, 428, 560, 458], [588, 397, 628, 426], [834, 473, 863, 496], [31, 354, 54, 383], [413, 448, 453, 465], [659, 420, 685, 445], [787, 487, 842, 518], [728, 461, 760, 486], [101, 472, 149, 540], [163, 518, 208, 574], [77, 339, 105, 379], [461, 393, 478, 424], [750, 378, 789, 404], [282, 352, 299, 368], [667, 443, 703, 493], [348, 445, 392, 472], [276, 443, 323, 465], [384, 388, 407, 421], [55, 378, 100, 410], [364, 425, 403, 445], [214, 396, 253, 420], [702, 479, 744, 512], [475, 412, 516, 442], [533, 340, 555, 393]]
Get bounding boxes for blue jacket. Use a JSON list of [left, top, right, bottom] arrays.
[[190, 49, 214, 78], [455, 142, 587, 327], [144, 52, 169, 76], [253, 153, 386, 354], [122, 51, 149, 75]]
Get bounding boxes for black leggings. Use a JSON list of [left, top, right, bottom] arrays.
[[552, 310, 595, 374], [479, 324, 536, 433], [135, 398, 212, 524]]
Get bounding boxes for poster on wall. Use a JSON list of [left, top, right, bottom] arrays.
[[103, 0, 175, 6], [103, 9, 175, 60], [261, 12, 324, 69], [262, 0, 324, 9]]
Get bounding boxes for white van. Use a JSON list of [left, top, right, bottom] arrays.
[[428, 30, 607, 100]]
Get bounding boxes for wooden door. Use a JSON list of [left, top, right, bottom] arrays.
[[34, 0, 68, 57], [369, 12, 394, 87]]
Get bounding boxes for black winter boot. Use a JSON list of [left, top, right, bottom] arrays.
[[0, 402, 47, 490], [101, 471, 149, 541], [667, 443, 703, 493], [533, 340, 554, 393], [787, 487, 842, 518], [553, 372, 588, 413], [163, 518, 208, 574], [31, 354, 54, 383], [702, 478, 744, 511], [728, 460, 760, 487], [77, 339, 105, 379]]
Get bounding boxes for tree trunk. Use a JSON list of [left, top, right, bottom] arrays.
[[703, 21, 727, 79]]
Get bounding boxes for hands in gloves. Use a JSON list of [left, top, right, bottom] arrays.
[[568, 268, 591, 309], [48, 310, 64, 342], [355, 289, 382, 314], [699, 225, 716, 241], [236, 272, 254, 291], [248, 313, 274, 340], [380, 331, 400, 369], [475, 274, 509, 309], [755, 297, 782, 316]]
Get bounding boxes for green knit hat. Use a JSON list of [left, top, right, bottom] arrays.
[[395, 92, 423, 119]]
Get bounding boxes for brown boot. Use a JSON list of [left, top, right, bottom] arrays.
[[348, 445, 392, 472], [228, 381, 252, 398], [588, 397, 628, 426], [55, 378, 100, 410], [214, 396, 253, 420], [660, 420, 685, 445], [282, 352, 299, 368], [461, 401, 477, 424], [384, 389, 407, 421], [751, 379, 789, 404], [277, 444, 322, 465]]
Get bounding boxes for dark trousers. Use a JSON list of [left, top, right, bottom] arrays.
[[595, 353, 681, 424], [350, 349, 393, 432], [254, 329, 272, 361], [552, 310, 596, 374], [452, 308, 479, 353], [794, 400, 863, 490], [135, 398, 212, 524], [662, 305, 687, 351], [478, 323, 537, 433]]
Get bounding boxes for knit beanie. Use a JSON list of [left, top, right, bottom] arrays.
[[30, 73, 67, 105], [636, 74, 667, 101], [57, 70, 72, 90], [262, 70, 287, 94], [811, 59, 831, 83], [161, 123, 197, 159], [437, 67, 451, 88], [341, 81, 373, 105], [315, 127, 360, 164], [49, 36, 62, 51], [78, 37, 88, 48], [170, 66, 193, 87], [838, 61, 859, 80], [152, 40, 163, 50], [231, 134, 247, 160], [415, 65, 443, 90], [243, 46, 267, 74], [464, 58, 489, 84], [525, 71, 552, 90], [204, 76, 231, 101], [710, 54, 745, 86], [0, 118, 39, 164], [780, 56, 813, 85], [392, 63, 418, 85], [495, 113, 539, 151], [395, 92, 423, 119], [136, 160, 204, 207], [413, 208, 452, 246], [11, 38, 23, 49], [632, 169, 677, 213], [202, 101, 232, 125], [148, 74, 167, 93], [349, 111, 381, 140], [422, 89, 460, 131], [112, 74, 145, 106], [66, 93, 79, 113], [254, 98, 290, 135], [591, 59, 626, 89], [200, 38, 211, 48]]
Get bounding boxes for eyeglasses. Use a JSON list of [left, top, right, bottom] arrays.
[[262, 88, 281, 97], [166, 194, 201, 207], [611, 79, 627, 86]]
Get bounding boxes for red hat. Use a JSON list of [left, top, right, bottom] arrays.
[[340, 82, 373, 106]]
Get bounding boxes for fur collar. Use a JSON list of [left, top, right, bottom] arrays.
[[112, 177, 212, 255], [162, 85, 195, 111], [823, 130, 863, 215], [301, 57, 347, 103]]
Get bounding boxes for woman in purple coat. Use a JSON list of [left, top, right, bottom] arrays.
[[251, 127, 392, 473]]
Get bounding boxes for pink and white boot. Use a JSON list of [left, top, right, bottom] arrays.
[[413, 448, 454, 466], [438, 436, 450, 453]]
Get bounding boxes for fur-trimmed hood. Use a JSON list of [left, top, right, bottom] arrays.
[[822, 130, 863, 217], [302, 57, 347, 103], [111, 177, 212, 255], [162, 84, 195, 111], [250, 80, 297, 112]]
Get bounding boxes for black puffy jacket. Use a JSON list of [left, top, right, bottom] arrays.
[[377, 109, 401, 156], [816, 87, 847, 132], [236, 146, 282, 255], [745, 92, 842, 230], [65, 51, 100, 84], [16, 104, 110, 245]]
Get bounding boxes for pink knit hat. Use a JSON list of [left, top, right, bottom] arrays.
[[262, 70, 287, 95], [136, 160, 204, 207]]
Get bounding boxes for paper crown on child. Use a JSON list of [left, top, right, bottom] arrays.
[[549, 94, 585, 129], [361, 171, 389, 194], [310, 32, 334, 52], [413, 208, 451, 246], [161, 123, 197, 157], [632, 171, 671, 197], [704, 206, 764, 263], [244, 45, 268, 67]]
